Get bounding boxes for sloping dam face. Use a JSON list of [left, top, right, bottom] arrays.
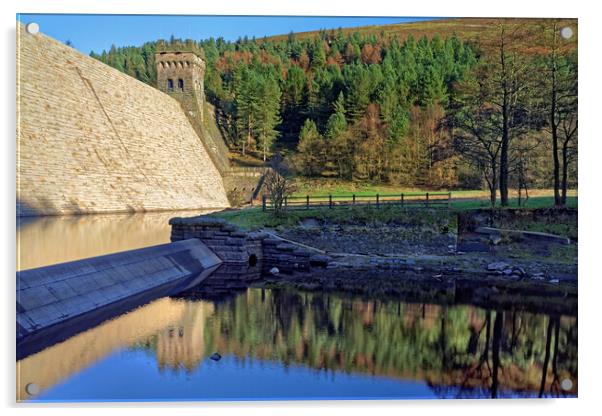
[[17, 23, 230, 215], [17, 239, 222, 359]]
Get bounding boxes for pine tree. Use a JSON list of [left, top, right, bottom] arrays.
[[256, 75, 282, 161], [234, 68, 261, 155], [296, 119, 325, 176], [333, 92, 346, 118]]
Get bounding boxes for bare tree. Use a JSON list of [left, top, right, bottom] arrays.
[[443, 69, 503, 208], [264, 153, 296, 215], [510, 133, 542, 207], [537, 22, 578, 206], [560, 105, 577, 204], [480, 22, 532, 206]]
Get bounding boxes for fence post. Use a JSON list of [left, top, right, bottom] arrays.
[[352, 194, 356, 205], [306, 195, 310, 210], [329, 194, 333, 209], [401, 193, 404, 207], [376, 194, 380, 208], [426, 192, 429, 208], [262, 195, 267, 211]]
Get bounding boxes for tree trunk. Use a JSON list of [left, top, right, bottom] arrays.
[[489, 183, 496, 209], [499, 28, 510, 207], [550, 28, 562, 207], [561, 140, 570, 205], [500, 115, 509, 206], [551, 111, 561, 207], [539, 316, 555, 398], [489, 163, 498, 209], [491, 310, 504, 399]]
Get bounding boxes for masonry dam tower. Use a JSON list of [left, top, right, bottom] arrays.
[[155, 50, 233, 175], [155, 51, 206, 123], [154, 50, 265, 204]]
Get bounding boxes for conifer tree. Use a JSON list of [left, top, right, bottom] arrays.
[[256, 75, 282, 161], [296, 119, 325, 176]]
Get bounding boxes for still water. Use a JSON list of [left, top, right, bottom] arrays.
[[17, 287, 577, 401], [16, 213, 578, 401], [16, 210, 216, 270]]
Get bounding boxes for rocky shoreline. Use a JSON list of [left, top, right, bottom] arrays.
[[257, 252, 577, 316], [173, 210, 577, 314]]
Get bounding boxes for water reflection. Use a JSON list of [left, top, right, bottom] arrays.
[[18, 288, 577, 401], [16, 210, 217, 270]]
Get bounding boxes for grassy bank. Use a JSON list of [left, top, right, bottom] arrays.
[[292, 178, 578, 199], [211, 195, 577, 230], [451, 196, 578, 210], [212, 205, 452, 231]]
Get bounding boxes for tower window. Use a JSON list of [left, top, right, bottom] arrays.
[[178, 79, 184, 92], [167, 79, 174, 92]]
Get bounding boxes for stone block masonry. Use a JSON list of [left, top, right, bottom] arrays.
[[17, 24, 230, 215], [17, 238, 222, 358], [169, 216, 330, 278]]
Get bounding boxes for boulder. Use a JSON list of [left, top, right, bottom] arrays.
[[487, 261, 510, 271], [489, 234, 502, 245], [513, 267, 527, 277]]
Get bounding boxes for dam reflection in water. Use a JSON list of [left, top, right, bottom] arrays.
[[16, 210, 218, 270], [17, 288, 578, 401]]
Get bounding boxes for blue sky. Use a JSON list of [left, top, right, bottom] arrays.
[[17, 14, 438, 55]]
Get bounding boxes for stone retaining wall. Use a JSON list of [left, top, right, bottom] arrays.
[[222, 169, 267, 206], [169, 216, 330, 278]]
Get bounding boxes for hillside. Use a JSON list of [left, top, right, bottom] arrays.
[[92, 16, 577, 205], [264, 17, 578, 53]]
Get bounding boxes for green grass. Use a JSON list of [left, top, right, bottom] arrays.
[[501, 242, 577, 264], [451, 196, 578, 210], [211, 205, 454, 231], [210, 195, 577, 230], [210, 207, 285, 230], [292, 178, 578, 200], [293, 179, 454, 197]]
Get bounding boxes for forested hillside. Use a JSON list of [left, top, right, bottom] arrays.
[[91, 17, 578, 207]]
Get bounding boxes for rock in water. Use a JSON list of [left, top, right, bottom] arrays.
[[489, 234, 502, 245], [487, 262, 510, 271], [513, 267, 527, 277], [270, 267, 280, 275], [210, 352, 222, 361]]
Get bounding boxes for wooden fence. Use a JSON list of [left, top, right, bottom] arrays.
[[261, 192, 452, 211]]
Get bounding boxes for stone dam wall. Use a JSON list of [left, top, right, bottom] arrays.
[[17, 24, 230, 216]]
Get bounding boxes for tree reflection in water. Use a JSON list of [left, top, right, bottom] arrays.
[[20, 286, 576, 400], [191, 288, 577, 398]]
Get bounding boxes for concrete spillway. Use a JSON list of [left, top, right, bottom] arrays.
[[17, 239, 222, 359]]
